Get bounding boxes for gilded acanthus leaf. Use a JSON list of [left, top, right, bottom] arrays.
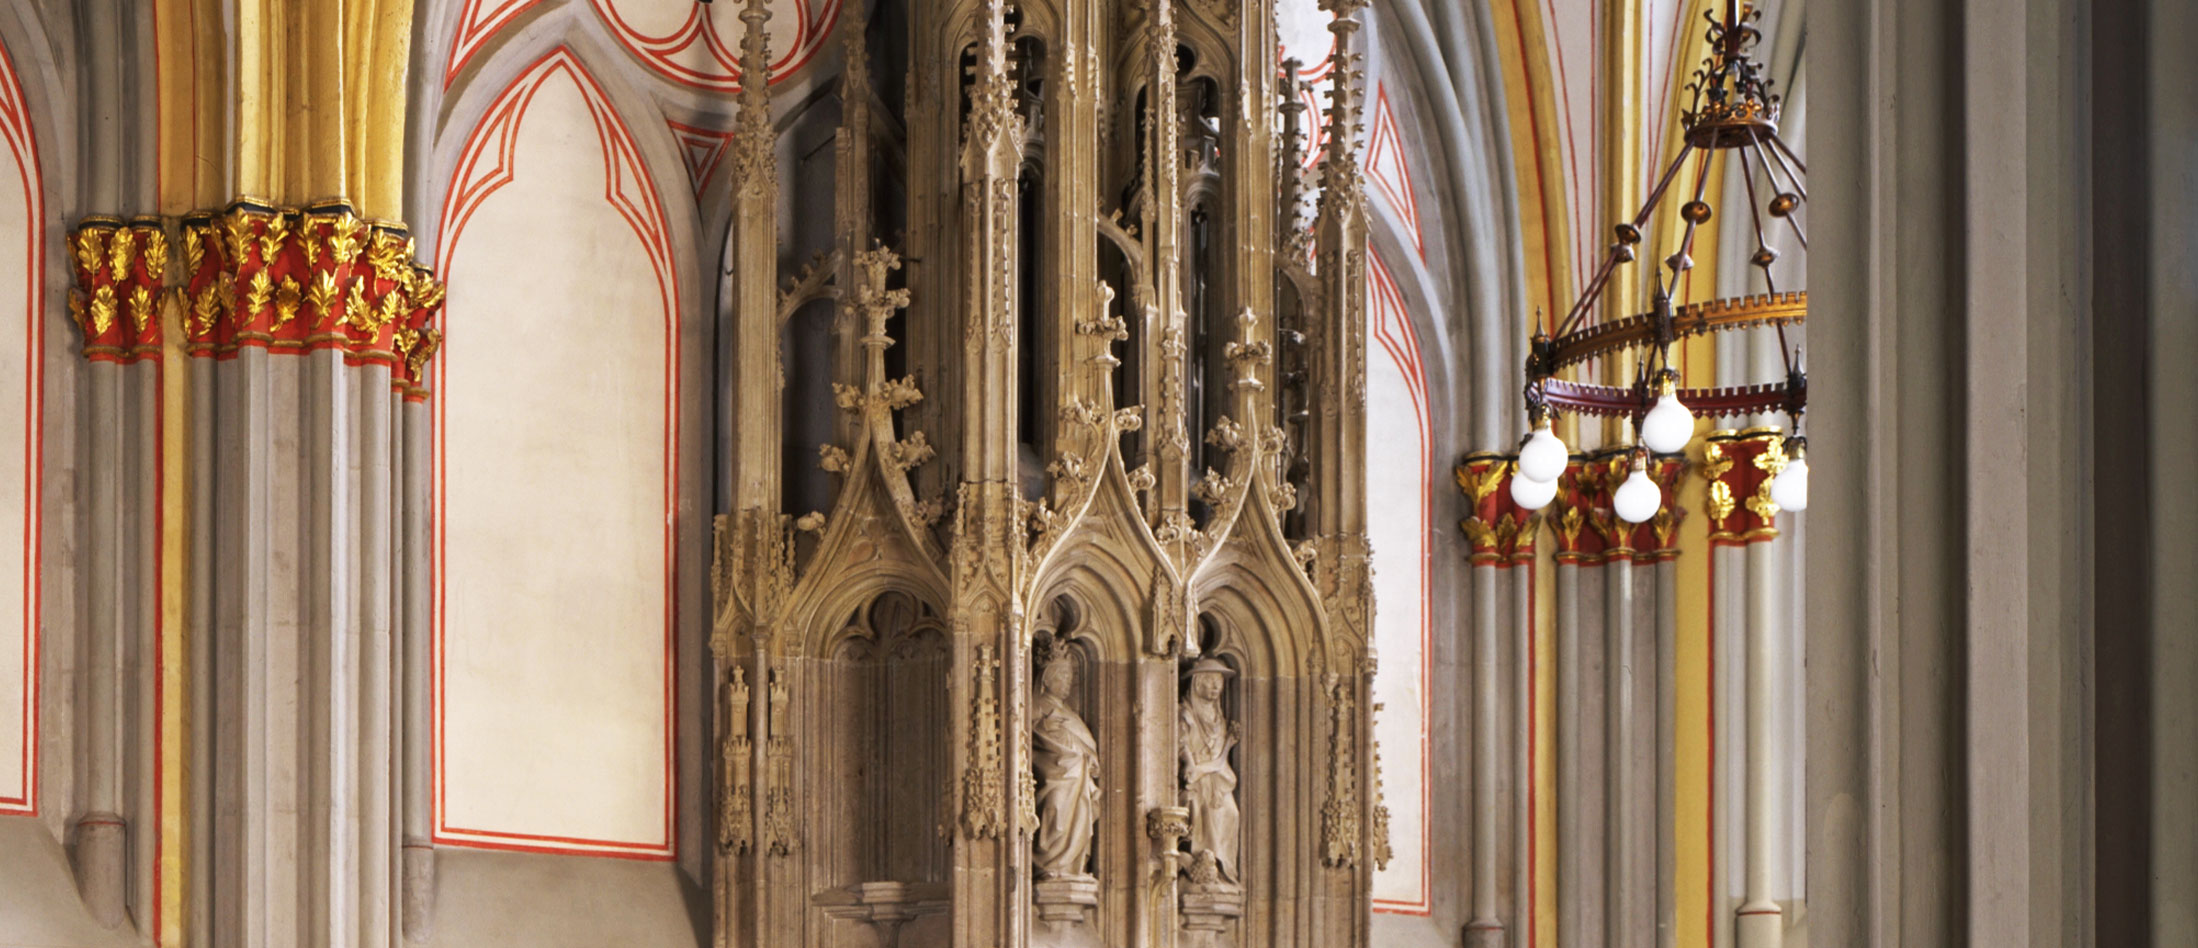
[[128, 285, 154, 333], [367, 231, 413, 283], [1706, 480, 1736, 528], [256, 214, 289, 267], [89, 286, 118, 336], [141, 227, 170, 283], [306, 270, 341, 325], [409, 273, 445, 310], [190, 284, 224, 336], [326, 214, 363, 265], [1753, 437, 1789, 477], [73, 229, 105, 277], [183, 225, 205, 275], [272, 276, 304, 329], [343, 278, 371, 332], [1456, 463, 1506, 505], [108, 228, 137, 282], [377, 289, 410, 332], [1701, 441, 1734, 482]]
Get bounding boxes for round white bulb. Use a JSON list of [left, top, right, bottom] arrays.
[[1518, 425, 1569, 483], [1639, 392, 1695, 454], [1613, 468, 1662, 523], [1770, 454, 1809, 512], [1510, 470, 1558, 510]]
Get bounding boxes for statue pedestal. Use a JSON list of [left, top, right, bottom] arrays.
[[816, 881, 951, 948], [1030, 876, 1102, 948], [1180, 882, 1243, 948], [1031, 876, 1100, 923]]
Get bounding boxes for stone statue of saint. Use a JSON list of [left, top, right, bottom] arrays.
[[1179, 657, 1240, 884], [1032, 654, 1101, 880]]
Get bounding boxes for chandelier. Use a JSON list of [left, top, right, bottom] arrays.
[[1509, 0, 1808, 522]]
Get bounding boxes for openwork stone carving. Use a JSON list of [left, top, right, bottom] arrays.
[[961, 644, 1008, 840], [719, 667, 754, 854]]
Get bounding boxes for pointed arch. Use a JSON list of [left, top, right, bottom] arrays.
[[430, 46, 681, 859]]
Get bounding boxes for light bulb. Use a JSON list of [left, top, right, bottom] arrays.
[[1640, 391, 1695, 454], [1770, 453, 1809, 512], [1613, 466, 1662, 524], [1518, 422, 1569, 483], [1510, 469, 1558, 510]]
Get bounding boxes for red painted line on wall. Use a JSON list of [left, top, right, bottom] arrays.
[[431, 46, 679, 859], [0, 35, 45, 822]]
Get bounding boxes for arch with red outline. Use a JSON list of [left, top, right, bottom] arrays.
[[1362, 85, 1424, 259], [1366, 247, 1432, 915], [430, 46, 680, 859], [0, 36, 43, 820], [590, 0, 842, 94]]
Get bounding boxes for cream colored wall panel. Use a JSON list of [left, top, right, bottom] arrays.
[[433, 50, 676, 857], [0, 41, 41, 817], [1367, 253, 1429, 913]]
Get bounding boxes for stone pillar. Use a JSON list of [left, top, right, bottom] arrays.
[[1734, 541, 1781, 948]]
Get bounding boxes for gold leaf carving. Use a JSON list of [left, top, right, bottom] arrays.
[[306, 270, 340, 325], [222, 212, 255, 264], [73, 229, 105, 276], [244, 270, 273, 321], [183, 225, 205, 275], [367, 231, 412, 283], [128, 285, 154, 333], [1745, 480, 1780, 522], [1707, 481, 1736, 528], [272, 276, 303, 328], [343, 278, 370, 332], [409, 274, 445, 311], [377, 289, 410, 332], [256, 214, 289, 267], [141, 227, 169, 283], [108, 228, 136, 282], [190, 284, 223, 336], [1701, 441, 1734, 483], [89, 286, 118, 336], [1753, 437, 1788, 477], [326, 213, 363, 265]]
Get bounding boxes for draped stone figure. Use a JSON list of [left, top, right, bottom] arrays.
[[1179, 658, 1241, 884], [1032, 655, 1101, 879]]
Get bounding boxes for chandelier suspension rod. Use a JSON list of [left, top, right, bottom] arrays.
[[1737, 142, 1776, 296], [1666, 140, 1719, 280], [1554, 143, 1698, 339], [1734, 138, 1799, 375]]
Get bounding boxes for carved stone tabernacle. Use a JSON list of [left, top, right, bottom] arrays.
[[705, 0, 1380, 944]]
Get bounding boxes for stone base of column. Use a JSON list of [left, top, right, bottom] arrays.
[[1735, 901, 1784, 948], [70, 813, 128, 930], [1465, 918, 1507, 948], [401, 842, 436, 942]]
